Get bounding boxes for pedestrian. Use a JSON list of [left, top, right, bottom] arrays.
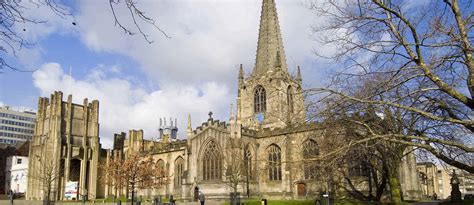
[[433, 192, 438, 200], [8, 189, 14, 205], [198, 191, 205, 205]]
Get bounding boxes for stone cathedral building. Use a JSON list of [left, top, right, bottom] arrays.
[[26, 0, 420, 202]]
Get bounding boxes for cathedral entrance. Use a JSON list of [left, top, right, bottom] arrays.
[[70, 159, 81, 181], [297, 183, 306, 197]]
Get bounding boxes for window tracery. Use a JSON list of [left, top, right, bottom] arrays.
[[268, 144, 282, 181]]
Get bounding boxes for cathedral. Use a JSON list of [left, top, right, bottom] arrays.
[[26, 0, 420, 202]]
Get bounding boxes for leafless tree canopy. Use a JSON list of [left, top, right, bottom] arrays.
[[0, 0, 69, 72], [308, 0, 473, 173], [1, 0, 168, 73]]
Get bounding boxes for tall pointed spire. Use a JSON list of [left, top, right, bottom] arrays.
[[254, 0, 288, 74]]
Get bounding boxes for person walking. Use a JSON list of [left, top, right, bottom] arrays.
[[198, 191, 205, 205], [8, 189, 14, 205]]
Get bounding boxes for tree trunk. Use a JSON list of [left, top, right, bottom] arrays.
[[47, 187, 51, 205], [131, 183, 135, 204], [375, 173, 387, 202], [388, 165, 402, 204]]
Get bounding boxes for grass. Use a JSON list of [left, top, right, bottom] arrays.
[[222, 199, 314, 205], [439, 199, 474, 205], [222, 199, 416, 205]]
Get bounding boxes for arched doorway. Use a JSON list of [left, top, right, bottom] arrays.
[[297, 183, 306, 197]]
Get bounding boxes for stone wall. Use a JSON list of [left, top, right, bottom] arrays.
[[27, 91, 102, 201]]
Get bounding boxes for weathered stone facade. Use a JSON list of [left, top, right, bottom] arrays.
[[26, 0, 421, 202], [102, 0, 420, 201], [26, 92, 103, 201]]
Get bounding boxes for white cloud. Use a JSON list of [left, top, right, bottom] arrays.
[[10, 0, 337, 148], [75, 0, 325, 88], [33, 63, 232, 148]]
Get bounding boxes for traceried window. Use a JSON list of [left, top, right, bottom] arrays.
[[287, 86, 294, 113], [157, 159, 166, 183], [268, 144, 282, 181], [302, 139, 319, 179], [244, 145, 253, 180], [348, 158, 370, 177], [254, 85, 266, 113], [202, 140, 222, 181], [175, 157, 184, 186]]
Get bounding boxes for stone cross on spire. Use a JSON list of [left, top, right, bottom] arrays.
[[254, 0, 288, 74]]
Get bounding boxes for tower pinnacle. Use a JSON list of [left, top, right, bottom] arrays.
[[254, 0, 288, 74]]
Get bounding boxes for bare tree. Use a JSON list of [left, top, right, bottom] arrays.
[[307, 0, 474, 175], [103, 153, 169, 203], [224, 138, 245, 200], [1, 0, 168, 73], [29, 159, 62, 205]]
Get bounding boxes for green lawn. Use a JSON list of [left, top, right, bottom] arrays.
[[223, 199, 415, 205]]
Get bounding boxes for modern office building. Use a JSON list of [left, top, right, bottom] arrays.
[[0, 105, 36, 145]]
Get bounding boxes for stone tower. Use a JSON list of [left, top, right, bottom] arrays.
[[238, 0, 305, 129], [26, 91, 101, 201]]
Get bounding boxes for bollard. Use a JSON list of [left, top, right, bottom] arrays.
[[261, 198, 267, 205]]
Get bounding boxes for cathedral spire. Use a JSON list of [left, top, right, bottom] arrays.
[[254, 0, 288, 74]]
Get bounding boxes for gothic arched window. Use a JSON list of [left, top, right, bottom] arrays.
[[244, 144, 253, 180], [156, 159, 166, 183], [202, 140, 222, 181], [175, 157, 184, 186], [254, 85, 266, 113], [287, 86, 294, 113], [302, 139, 319, 179], [268, 144, 282, 181]]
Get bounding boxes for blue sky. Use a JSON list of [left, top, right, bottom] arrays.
[[0, 0, 330, 147]]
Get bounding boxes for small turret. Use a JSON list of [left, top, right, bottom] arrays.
[[238, 64, 244, 87], [187, 113, 192, 137], [296, 66, 302, 83]]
